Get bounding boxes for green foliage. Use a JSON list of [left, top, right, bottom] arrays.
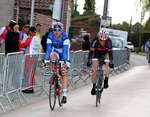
[[112, 21, 130, 32], [144, 17, 150, 32], [83, 11, 96, 16], [83, 0, 96, 15], [71, 10, 80, 18], [138, 0, 150, 12], [89, 15, 100, 26]]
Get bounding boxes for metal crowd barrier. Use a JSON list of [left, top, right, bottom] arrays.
[[0, 53, 6, 113], [0, 49, 129, 113], [20, 53, 49, 97]]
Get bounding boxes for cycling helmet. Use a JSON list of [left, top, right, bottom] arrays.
[[98, 30, 109, 41], [53, 22, 63, 30]]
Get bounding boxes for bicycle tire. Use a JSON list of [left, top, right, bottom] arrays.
[[49, 75, 57, 110], [58, 77, 63, 107], [149, 53, 150, 68], [96, 70, 103, 107]]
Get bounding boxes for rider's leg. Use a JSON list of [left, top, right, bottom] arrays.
[[104, 53, 110, 88], [91, 59, 99, 95], [50, 52, 68, 103]]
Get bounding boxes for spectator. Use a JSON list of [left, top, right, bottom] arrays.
[[82, 34, 90, 50], [0, 20, 13, 47], [5, 20, 20, 55], [41, 27, 53, 52], [19, 20, 30, 51], [36, 23, 42, 53], [21, 26, 39, 93]]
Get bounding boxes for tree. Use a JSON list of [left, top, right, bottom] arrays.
[[71, 0, 80, 18], [83, 0, 96, 16], [137, 0, 150, 12], [112, 21, 130, 32], [144, 17, 150, 32]]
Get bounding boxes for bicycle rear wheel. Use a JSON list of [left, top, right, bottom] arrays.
[[96, 71, 103, 107], [49, 75, 57, 110]]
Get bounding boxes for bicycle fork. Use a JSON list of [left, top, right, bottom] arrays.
[[56, 74, 62, 96]]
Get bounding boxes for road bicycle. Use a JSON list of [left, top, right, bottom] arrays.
[[95, 57, 109, 107], [43, 60, 64, 110]]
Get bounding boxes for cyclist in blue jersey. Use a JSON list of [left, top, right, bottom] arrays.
[[145, 39, 150, 61], [43, 22, 70, 104]]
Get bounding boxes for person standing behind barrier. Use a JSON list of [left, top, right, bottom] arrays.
[[5, 20, 20, 55], [82, 34, 90, 50], [0, 22, 11, 47], [36, 23, 42, 53], [21, 26, 39, 93], [41, 27, 53, 53], [43, 22, 70, 104], [19, 21, 30, 51]]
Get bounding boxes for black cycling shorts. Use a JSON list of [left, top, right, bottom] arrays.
[[93, 50, 108, 59]]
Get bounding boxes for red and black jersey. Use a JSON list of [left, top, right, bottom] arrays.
[[88, 36, 113, 62], [90, 36, 112, 52]]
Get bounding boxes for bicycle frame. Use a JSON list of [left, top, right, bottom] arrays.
[[95, 57, 105, 107]]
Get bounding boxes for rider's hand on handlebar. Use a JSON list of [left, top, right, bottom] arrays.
[[41, 59, 46, 69], [87, 61, 92, 67], [109, 62, 114, 68]]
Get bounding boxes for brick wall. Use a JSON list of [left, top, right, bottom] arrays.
[[34, 13, 52, 37]]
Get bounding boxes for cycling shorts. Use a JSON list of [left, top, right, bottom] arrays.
[[93, 49, 108, 60]]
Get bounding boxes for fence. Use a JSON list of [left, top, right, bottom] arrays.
[[0, 49, 130, 114]]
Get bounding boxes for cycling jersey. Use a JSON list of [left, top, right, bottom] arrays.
[[88, 36, 113, 62], [44, 31, 70, 62], [145, 41, 150, 51]]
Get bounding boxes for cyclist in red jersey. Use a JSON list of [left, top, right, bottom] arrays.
[[87, 30, 114, 95]]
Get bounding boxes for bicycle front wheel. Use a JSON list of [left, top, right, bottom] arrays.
[[58, 78, 63, 107], [96, 71, 103, 107], [49, 75, 57, 110]]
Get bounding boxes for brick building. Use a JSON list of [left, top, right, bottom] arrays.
[[14, 0, 72, 36], [70, 15, 100, 50]]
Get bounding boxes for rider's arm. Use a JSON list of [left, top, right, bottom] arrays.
[[44, 35, 52, 61], [87, 37, 97, 63], [145, 41, 148, 51], [62, 38, 70, 61], [107, 38, 113, 61]]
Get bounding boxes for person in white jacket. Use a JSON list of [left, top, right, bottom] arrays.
[[21, 26, 39, 93]]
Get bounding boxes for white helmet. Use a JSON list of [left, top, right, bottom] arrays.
[[98, 30, 109, 41], [53, 22, 63, 30]]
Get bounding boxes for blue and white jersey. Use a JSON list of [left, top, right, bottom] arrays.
[[44, 32, 70, 61], [145, 41, 150, 51]]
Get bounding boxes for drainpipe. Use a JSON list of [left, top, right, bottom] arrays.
[[61, 0, 65, 24], [30, 0, 35, 26]]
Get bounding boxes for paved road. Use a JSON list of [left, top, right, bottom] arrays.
[[1, 53, 150, 117]]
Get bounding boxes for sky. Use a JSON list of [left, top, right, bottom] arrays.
[[77, 0, 149, 25]]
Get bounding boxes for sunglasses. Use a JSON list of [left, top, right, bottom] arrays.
[[24, 26, 30, 28], [53, 28, 61, 32]]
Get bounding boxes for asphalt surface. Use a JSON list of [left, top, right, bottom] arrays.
[[1, 53, 150, 117]]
